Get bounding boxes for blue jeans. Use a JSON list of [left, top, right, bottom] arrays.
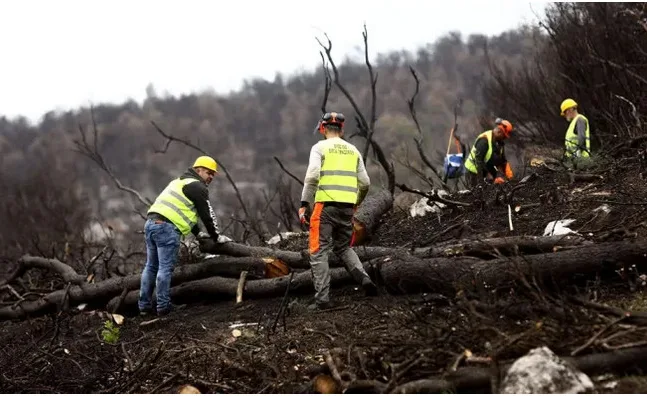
[[138, 219, 181, 312]]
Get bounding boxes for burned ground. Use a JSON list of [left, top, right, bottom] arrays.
[[2, 153, 647, 393]]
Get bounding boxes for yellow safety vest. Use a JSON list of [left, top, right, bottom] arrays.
[[565, 114, 590, 158], [148, 178, 200, 235], [464, 130, 493, 174], [314, 139, 359, 204]]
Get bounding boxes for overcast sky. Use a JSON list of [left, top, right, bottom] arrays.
[[1, 0, 548, 123]]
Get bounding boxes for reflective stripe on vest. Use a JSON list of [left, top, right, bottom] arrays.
[[464, 130, 493, 174], [148, 178, 200, 235], [314, 139, 359, 204], [565, 114, 590, 158]]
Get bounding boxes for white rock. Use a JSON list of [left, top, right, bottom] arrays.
[[500, 346, 594, 394], [543, 219, 580, 236], [409, 197, 446, 218]]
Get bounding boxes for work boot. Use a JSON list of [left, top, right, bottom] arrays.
[[157, 303, 185, 316], [139, 307, 154, 317], [361, 278, 378, 296]]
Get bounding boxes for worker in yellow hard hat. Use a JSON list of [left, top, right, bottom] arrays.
[[560, 98, 591, 164], [464, 118, 514, 187], [139, 155, 234, 316]]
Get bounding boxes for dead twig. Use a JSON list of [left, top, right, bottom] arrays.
[[571, 316, 626, 356], [316, 27, 394, 194], [236, 271, 248, 304], [72, 106, 152, 209], [150, 120, 251, 224], [272, 156, 303, 186], [397, 183, 471, 207]]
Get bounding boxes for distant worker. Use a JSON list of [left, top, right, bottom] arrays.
[[299, 112, 378, 310], [139, 156, 233, 316], [560, 98, 591, 166], [464, 118, 514, 187]]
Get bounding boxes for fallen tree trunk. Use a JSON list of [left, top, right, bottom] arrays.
[[3, 241, 644, 320], [111, 240, 645, 313], [416, 235, 590, 259], [390, 345, 647, 393], [379, 240, 647, 295], [198, 189, 393, 264], [0, 257, 267, 320], [352, 189, 394, 244], [200, 240, 403, 269], [200, 234, 590, 268]]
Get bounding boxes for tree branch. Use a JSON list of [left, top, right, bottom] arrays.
[[319, 51, 332, 115], [360, 23, 378, 162], [316, 30, 395, 194], [397, 183, 471, 207], [72, 105, 153, 209], [406, 67, 449, 189], [273, 156, 303, 186], [149, 120, 251, 222]]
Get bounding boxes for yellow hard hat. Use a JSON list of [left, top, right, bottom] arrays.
[[560, 98, 578, 116], [192, 156, 218, 172]]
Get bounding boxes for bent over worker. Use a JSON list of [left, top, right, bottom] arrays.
[[464, 118, 513, 187], [139, 156, 233, 316], [299, 112, 378, 310], [560, 98, 591, 166]]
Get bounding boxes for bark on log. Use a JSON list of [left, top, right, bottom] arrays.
[[353, 189, 394, 243], [200, 235, 589, 270], [7, 255, 87, 285], [391, 346, 647, 393], [0, 257, 267, 320], [111, 241, 645, 313], [3, 241, 644, 320], [380, 240, 647, 295], [416, 235, 590, 259], [200, 241, 403, 269]]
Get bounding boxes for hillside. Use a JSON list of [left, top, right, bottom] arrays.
[[0, 2, 646, 394], [0, 26, 541, 250], [2, 152, 647, 393]]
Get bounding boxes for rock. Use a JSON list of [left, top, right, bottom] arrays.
[[501, 346, 594, 394]]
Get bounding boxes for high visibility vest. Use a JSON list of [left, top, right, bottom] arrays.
[[565, 114, 590, 158], [464, 130, 493, 174], [148, 178, 200, 235], [314, 139, 359, 204]]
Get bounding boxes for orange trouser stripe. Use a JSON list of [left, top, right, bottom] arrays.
[[308, 202, 324, 254]]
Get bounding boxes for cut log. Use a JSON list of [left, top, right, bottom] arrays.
[[111, 240, 644, 313], [3, 241, 644, 320], [0, 256, 267, 320], [201, 235, 589, 269], [415, 235, 590, 259], [351, 189, 394, 244], [391, 346, 647, 393], [199, 240, 403, 269], [381, 240, 647, 295]]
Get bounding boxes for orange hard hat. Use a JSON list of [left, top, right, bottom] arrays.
[[496, 119, 513, 138], [315, 112, 346, 135]]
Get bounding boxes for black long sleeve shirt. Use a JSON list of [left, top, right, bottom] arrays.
[[473, 136, 507, 178], [179, 168, 220, 240]]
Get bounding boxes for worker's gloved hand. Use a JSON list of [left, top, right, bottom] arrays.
[[504, 163, 514, 180], [216, 235, 233, 244], [298, 202, 311, 226], [494, 177, 506, 184], [197, 231, 210, 239]]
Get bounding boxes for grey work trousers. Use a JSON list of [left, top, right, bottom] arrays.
[[308, 202, 370, 304]]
